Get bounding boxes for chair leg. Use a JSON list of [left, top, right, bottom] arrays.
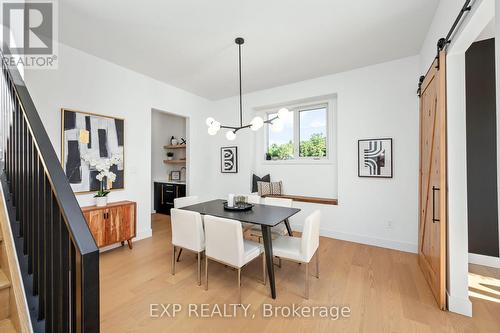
[[305, 262, 309, 299], [197, 252, 202, 286], [171, 245, 176, 275], [262, 253, 266, 285], [237, 268, 242, 305], [205, 256, 208, 291], [315, 250, 320, 279]]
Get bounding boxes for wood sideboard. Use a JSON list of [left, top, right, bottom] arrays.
[[81, 201, 136, 249]]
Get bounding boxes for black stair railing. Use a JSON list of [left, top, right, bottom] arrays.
[[0, 46, 99, 332]]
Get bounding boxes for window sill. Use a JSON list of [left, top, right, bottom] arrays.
[[261, 159, 333, 166], [263, 194, 338, 205]]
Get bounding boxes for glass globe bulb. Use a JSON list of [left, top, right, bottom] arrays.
[[226, 130, 236, 141], [250, 116, 264, 131], [271, 119, 284, 132], [277, 108, 289, 119], [211, 121, 221, 131], [206, 117, 215, 126], [208, 126, 218, 136]]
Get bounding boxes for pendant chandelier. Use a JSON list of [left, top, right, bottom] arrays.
[[206, 37, 289, 140]]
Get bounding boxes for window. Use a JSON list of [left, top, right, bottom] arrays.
[[266, 103, 329, 161], [299, 106, 327, 157], [267, 111, 294, 160]]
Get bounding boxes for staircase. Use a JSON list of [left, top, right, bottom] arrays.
[[0, 44, 100, 332], [0, 229, 18, 333]]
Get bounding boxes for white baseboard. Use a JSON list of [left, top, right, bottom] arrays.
[[468, 253, 500, 268], [447, 292, 472, 317], [292, 224, 417, 253]]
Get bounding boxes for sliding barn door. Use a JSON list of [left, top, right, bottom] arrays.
[[418, 51, 447, 310]]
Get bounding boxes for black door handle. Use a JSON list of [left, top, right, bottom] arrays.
[[432, 186, 440, 223]]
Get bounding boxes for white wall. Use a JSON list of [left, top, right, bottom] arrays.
[[24, 43, 214, 242], [151, 110, 187, 211], [211, 56, 420, 253]]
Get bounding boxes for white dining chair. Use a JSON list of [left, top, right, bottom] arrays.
[[174, 195, 199, 208], [250, 197, 293, 240], [173, 195, 201, 262], [242, 194, 261, 232], [204, 215, 266, 304], [170, 208, 205, 285], [271, 210, 321, 299]]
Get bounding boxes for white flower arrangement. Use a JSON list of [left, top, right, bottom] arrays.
[[81, 152, 123, 197]]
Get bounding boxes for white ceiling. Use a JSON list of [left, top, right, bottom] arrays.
[[59, 0, 439, 100]]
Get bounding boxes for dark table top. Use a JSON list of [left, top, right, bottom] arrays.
[[179, 199, 300, 227]]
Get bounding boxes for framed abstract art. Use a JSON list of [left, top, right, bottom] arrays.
[[221, 146, 238, 173], [358, 138, 392, 178], [61, 108, 125, 193]]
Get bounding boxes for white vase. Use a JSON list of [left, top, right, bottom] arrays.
[[95, 196, 108, 207]]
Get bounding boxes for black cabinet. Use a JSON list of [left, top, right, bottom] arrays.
[[154, 182, 186, 215]]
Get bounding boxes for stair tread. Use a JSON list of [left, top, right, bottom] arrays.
[[0, 269, 10, 290], [0, 318, 16, 333]]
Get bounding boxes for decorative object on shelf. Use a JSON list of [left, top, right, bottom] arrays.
[[166, 152, 174, 160], [221, 146, 238, 173], [358, 138, 393, 178], [170, 136, 178, 145], [180, 137, 186, 145], [61, 109, 125, 193], [205, 37, 289, 140], [81, 151, 122, 206], [170, 170, 181, 181]]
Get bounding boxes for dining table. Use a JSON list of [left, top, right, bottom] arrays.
[[179, 199, 301, 299]]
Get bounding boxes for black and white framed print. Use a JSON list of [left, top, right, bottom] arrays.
[[358, 138, 392, 178], [221, 146, 238, 173], [61, 109, 125, 193]]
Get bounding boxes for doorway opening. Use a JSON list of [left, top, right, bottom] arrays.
[[465, 18, 500, 308], [150, 109, 189, 233]]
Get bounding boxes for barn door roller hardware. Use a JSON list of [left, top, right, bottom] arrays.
[[417, 0, 472, 95]]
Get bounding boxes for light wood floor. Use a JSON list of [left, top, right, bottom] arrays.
[[99, 214, 500, 332]]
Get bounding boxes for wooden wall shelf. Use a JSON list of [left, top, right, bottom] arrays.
[[164, 144, 186, 149], [163, 160, 186, 164]]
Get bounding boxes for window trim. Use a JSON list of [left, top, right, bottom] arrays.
[[265, 101, 332, 163]]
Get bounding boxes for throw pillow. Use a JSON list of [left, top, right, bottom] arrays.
[[252, 174, 270, 193], [257, 181, 282, 196]]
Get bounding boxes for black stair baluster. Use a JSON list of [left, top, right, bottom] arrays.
[[44, 179, 53, 332]]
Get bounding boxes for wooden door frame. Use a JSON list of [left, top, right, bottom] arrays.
[[418, 51, 447, 310]]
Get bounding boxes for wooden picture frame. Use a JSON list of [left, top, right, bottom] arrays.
[[61, 108, 125, 194]]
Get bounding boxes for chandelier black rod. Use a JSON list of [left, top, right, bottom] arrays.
[[238, 40, 243, 128]]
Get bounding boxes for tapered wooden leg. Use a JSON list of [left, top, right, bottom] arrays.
[[197, 252, 201, 286], [305, 262, 309, 299], [205, 256, 208, 291], [315, 250, 320, 278], [237, 268, 241, 305], [171, 245, 176, 275], [127, 239, 133, 249], [262, 253, 266, 285]]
